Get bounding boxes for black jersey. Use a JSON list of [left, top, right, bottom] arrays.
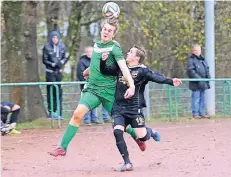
[[100, 60, 173, 110]]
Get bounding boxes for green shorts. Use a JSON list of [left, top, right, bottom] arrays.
[[79, 90, 114, 115]]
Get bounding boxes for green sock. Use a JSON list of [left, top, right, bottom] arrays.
[[126, 126, 137, 139], [60, 124, 79, 151]]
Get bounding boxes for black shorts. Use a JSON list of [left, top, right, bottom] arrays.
[[112, 108, 146, 129]]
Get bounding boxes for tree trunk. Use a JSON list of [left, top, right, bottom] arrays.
[[44, 1, 60, 39], [3, 1, 47, 122], [65, 1, 85, 81]]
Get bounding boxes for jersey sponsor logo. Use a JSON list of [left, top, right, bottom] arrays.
[[93, 45, 114, 53], [119, 76, 129, 86]]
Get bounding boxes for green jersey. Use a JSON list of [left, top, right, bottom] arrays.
[[86, 40, 124, 101]]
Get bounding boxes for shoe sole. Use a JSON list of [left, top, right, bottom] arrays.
[[114, 167, 134, 172], [126, 167, 133, 171], [48, 152, 66, 157]]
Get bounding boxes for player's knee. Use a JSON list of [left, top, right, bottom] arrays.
[[12, 104, 20, 111], [72, 110, 82, 122], [114, 129, 124, 142], [138, 131, 151, 142]]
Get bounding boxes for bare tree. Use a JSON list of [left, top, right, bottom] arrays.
[[2, 1, 46, 121]]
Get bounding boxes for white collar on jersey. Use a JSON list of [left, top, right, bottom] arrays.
[[128, 64, 147, 68]]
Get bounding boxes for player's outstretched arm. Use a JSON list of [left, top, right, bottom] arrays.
[[146, 69, 182, 86], [100, 58, 119, 76]]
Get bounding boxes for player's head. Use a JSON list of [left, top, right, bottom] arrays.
[[85, 46, 93, 58], [192, 44, 201, 56], [101, 18, 119, 43], [126, 45, 146, 65], [49, 31, 60, 45]]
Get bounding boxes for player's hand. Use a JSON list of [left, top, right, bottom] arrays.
[[83, 67, 90, 78], [172, 78, 182, 86], [102, 52, 109, 61], [124, 86, 135, 99]]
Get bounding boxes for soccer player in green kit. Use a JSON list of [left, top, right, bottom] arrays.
[[49, 18, 142, 157]]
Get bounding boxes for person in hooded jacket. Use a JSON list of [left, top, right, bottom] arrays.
[[43, 31, 67, 119]]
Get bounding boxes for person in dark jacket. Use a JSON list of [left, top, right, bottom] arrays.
[[43, 31, 67, 119], [77, 46, 98, 125], [77, 47, 92, 91], [187, 44, 211, 119], [1, 101, 21, 135]]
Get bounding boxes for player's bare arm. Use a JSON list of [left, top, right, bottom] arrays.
[[117, 60, 135, 99]]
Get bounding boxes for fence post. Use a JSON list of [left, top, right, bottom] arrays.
[[229, 82, 231, 116], [222, 81, 227, 116], [145, 83, 150, 120], [49, 84, 61, 128], [174, 87, 179, 119], [54, 84, 61, 128], [167, 85, 173, 121], [50, 85, 54, 128]]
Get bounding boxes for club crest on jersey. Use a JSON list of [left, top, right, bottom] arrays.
[[131, 71, 139, 78]]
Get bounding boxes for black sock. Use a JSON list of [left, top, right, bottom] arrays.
[[114, 129, 131, 164], [10, 109, 20, 124]]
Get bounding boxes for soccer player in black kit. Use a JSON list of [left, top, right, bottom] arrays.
[[100, 45, 182, 172]]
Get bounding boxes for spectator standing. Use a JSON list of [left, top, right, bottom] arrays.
[[187, 44, 211, 119], [43, 31, 67, 119]]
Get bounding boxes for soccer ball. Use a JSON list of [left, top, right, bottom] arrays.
[[102, 2, 120, 19]]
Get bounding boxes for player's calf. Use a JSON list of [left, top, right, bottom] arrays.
[[125, 126, 146, 151], [138, 129, 151, 142], [114, 129, 133, 171], [137, 126, 161, 142], [146, 126, 161, 142]]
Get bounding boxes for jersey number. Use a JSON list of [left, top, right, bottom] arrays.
[[136, 117, 145, 126]]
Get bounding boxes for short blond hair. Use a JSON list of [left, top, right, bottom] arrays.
[[133, 45, 146, 63], [101, 18, 120, 35]]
